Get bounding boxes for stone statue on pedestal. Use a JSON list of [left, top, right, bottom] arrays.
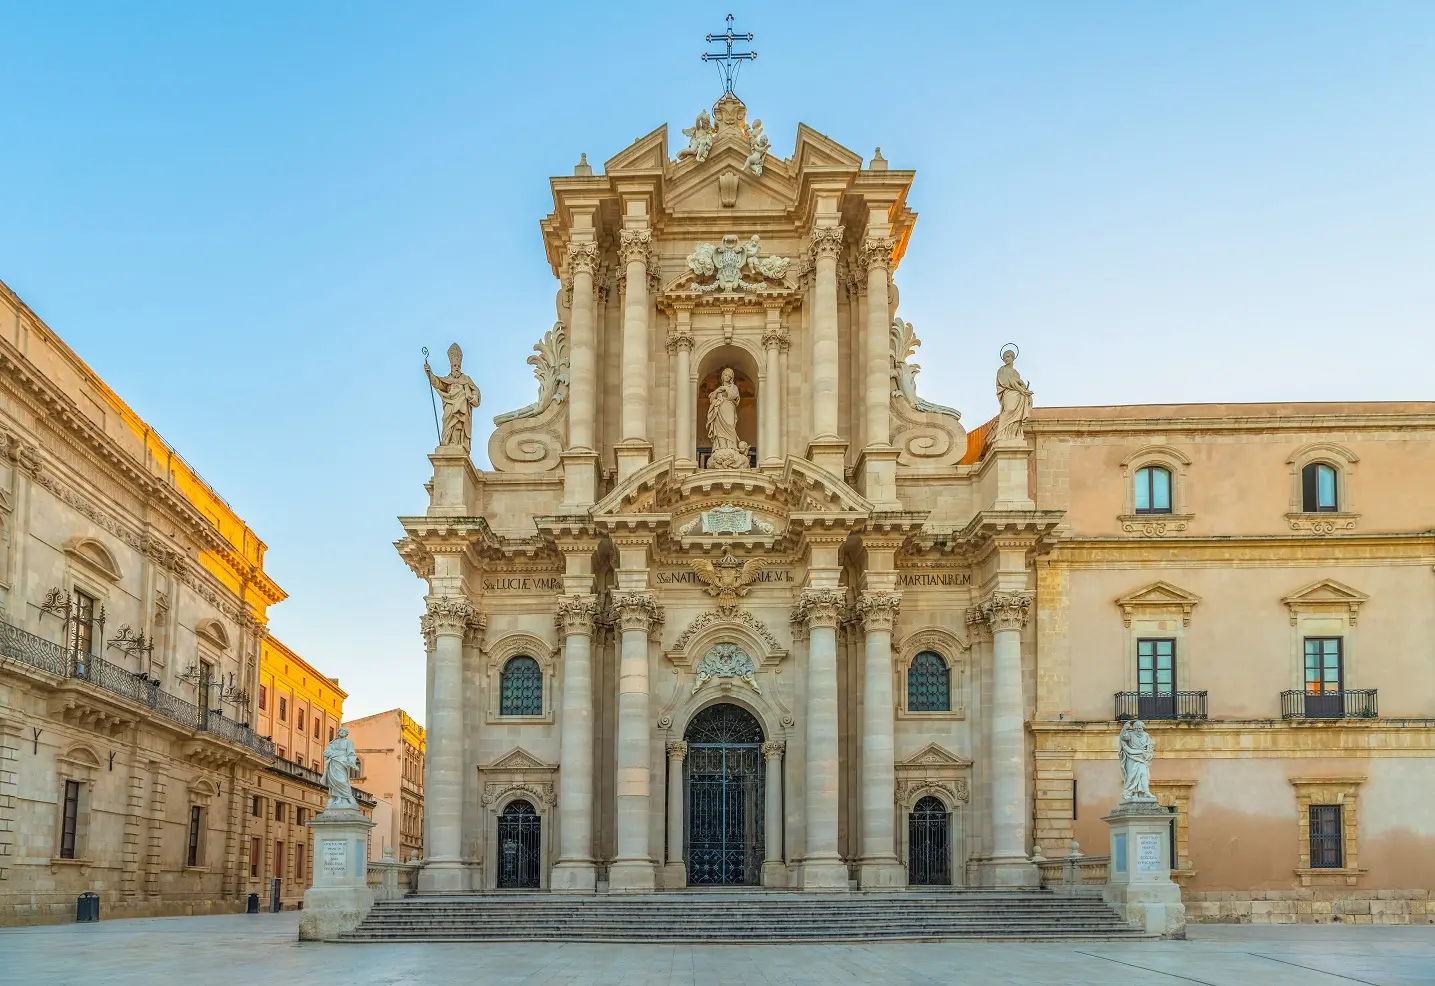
[[994, 346, 1033, 442], [1118, 720, 1156, 802], [426, 343, 482, 451], [704, 367, 749, 469], [322, 726, 359, 811]]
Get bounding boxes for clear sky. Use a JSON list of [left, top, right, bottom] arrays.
[[2, 3, 1431, 721]]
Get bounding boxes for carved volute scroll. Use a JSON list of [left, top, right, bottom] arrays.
[[889, 317, 965, 466], [488, 321, 571, 473]]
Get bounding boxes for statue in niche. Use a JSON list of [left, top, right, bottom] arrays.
[[679, 109, 714, 162], [322, 726, 359, 811], [1118, 720, 1156, 802], [704, 367, 749, 469], [994, 345, 1034, 442], [426, 343, 482, 451]]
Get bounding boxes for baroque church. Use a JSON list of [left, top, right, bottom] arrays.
[[397, 75, 1435, 920]]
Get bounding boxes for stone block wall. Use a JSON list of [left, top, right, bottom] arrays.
[[1184, 889, 1432, 925]]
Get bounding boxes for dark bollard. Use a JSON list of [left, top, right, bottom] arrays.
[[247, 893, 259, 914], [76, 892, 99, 922]]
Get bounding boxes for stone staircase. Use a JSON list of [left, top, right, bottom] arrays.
[[340, 889, 1147, 942]]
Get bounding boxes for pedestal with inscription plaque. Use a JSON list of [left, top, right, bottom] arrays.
[[1102, 801, 1185, 937], [298, 808, 377, 941]]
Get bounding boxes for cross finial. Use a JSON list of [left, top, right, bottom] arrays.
[[702, 13, 756, 96]]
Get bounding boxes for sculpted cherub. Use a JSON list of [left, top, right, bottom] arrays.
[[679, 109, 715, 162]]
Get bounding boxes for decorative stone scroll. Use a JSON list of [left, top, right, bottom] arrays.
[[488, 321, 570, 473], [889, 317, 965, 466], [691, 642, 760, 694], [675, 503, 776, 537], [685, 234, 791, 293]]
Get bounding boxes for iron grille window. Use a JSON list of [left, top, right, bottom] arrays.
[[1309, 804, 1343, 868], [907, 651, 951, 712], [74, 590, 97, 656], [1301, 462, 1339, 512], [59, 779, 81, 859], [1304, 637, 1342, 694], [499, 656, 543, 716], [250, 837, 261, 877], [275, 801, 285, 822], [1134, 465, 1173, 514], [187, 806, 202, 867]]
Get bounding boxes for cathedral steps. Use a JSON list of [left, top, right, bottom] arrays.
[[340, 890, 1147, 942]]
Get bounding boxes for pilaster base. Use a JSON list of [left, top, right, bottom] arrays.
[[416, 859, 473, 894], [855, 447, 901, 510], [660, 861, 688, 889], [607, 858, 656, 893], [761, 860, 790, 888], [798, 856, 850, 890], [560, 449, 600, 509], [614, 441, 653, 483], [549, 859, 597, 892], [858, 857, 907, 889], [972, 853, 1040, 888], [806, 437, 848, 480]]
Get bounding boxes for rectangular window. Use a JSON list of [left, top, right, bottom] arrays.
[[1309, 804, 1343, 868], [259, 685, 267, 710], [296, 807, 307, 826], [328, 727, 335, 742], [1136, 638, 1176, 719], [74, 590, 97, 656], [295, 842, 305, 881], [314, 718, 320, 739], [275, 841, 284, 879], [251, 795, 262, 817], [279, 696, 288, 722], [1304, 637, 1343, 694], [250, 837, 261, 877], [275, 800, 285, 822], [59, 779, 81, 859], [297, 709, 305, 732], [187, 806, 203, 867]]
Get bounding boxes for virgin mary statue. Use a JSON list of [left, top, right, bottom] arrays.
[[704, 368, 748, 469]]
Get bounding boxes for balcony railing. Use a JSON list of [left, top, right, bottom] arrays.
[[1281, 689, 1378, 720], [1115, 691, 1208, 721], [1, 618, 272, 757]]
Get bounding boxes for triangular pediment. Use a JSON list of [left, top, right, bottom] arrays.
[[1282, 578, 1368, 607], [604, 125, 669, 174], [898, 743, 972, 770], [483, 747, 555, 772], [792, 123, 863, 171], [1116, 581, 1202, 610]]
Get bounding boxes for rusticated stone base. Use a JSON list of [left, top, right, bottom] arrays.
[[1185, 889, 1433, 924]]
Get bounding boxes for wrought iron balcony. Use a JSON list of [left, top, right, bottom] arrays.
[[1114, 690, 1208, 721], [1, 618, 274, 758], [1281, 689, 1378, 720]]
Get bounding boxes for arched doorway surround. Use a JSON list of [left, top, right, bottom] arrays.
[[683, 703, 764, 886]]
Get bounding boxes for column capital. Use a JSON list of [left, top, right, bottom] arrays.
[[554, 595, 599, 637], [613, 591, 663, 633], [666, 741, 688, 761], [619, 228, 652, 267], [855, 590, 902, 633], [761, 325, 787, 350], [862, 234, 897, 271], [809, 224, 844, 261], [566, 241, 600, 278], [761, 740, 785, 761], [967, 590, 1033, 635], [421, 596, 483, 638], [791, 587, 845, 630], [666, 328, 695, 355]]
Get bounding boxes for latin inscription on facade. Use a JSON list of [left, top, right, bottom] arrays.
[[322, 840, 348, 878], [482, 576, 563, 592], [1137, 833, 1165, 873], [656, 568, 796, 586], [896, 572, 971, 587]]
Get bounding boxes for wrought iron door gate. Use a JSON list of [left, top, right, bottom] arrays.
[[497, 800, 541, 888], [908, 796, 951, 886], [684, 704, 764, 886]]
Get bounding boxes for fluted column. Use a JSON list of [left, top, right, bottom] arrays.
[[610, 591, 661, 891], [617, 228, 653, 481], [857, 590, 904, 887], [664, 741, 687, 886], [970, 591, 1038, 887], [551, 595, 598, 890], [761, 741, 786, 886], [791, 587, 848, 889], [809, 225, 844, 445], [761, 310, 784, 467], [418, 596, 481, 893], [668, 308, 695, 466]]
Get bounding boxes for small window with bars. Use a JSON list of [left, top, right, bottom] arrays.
[[906, 652, 951, 712], [499, 656, 543, 716], [1308, 804, 1343, 868]]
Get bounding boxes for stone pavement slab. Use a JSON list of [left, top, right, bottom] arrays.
[[1, 913, 1432, 986]]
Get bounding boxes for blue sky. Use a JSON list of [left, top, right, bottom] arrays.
[[2, 3, 1431, 719]]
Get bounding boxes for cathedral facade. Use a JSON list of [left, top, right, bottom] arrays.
[[398, 92, 1435, 919]]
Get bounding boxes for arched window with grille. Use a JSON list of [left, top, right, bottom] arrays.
[[499, 656, 542, 716], [907, 651, 951, 712], [1134, 465, 1173, 514], [1301, 462, 1339, 512]]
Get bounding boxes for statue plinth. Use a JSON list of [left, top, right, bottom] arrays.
[[298, 808, 377, 942], [1102, 800, 1185, 938]]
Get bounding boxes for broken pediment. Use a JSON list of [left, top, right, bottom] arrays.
[[603, 125, 669, 174], [1282, 578, 1368, 625], [1116, 581, 1202, 627], [791, 123, 864, 172]]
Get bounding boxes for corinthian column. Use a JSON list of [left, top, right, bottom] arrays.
[[664, 741, 687, 887], [418, 596, 481, 893], [617, 228, 653, 481], [863, 236, 894, 448], [761, 741, 786, 887], [566, 243, 599, 451], [808, 225, 844, 465], [857, 590, 904, 888], [551, 595, 598, 891], [970, 590, 1038, 887], [610, 591, 661, 892], [791, 587, 848, 889], [761, 309, 784, 468], [667, 309, 695, 467]]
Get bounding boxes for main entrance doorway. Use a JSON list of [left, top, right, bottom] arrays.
[[908, 796, 951, 886], [497, 799, 541, 888], [684, 703, 764, 886]]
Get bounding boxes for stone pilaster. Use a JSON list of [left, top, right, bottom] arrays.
[[616, 228, 654, 481], [969, 590, 1038, 887], [760, 307, 785, 467], [418, 595, 483, 893], [761, 740, 787, 887], [0, 718, 19, 886], [791, 586, 848, 889], [663, 741, 688, 887], [551, 594, 599, 891], [144, 763, 166, 898], [856, 589, 905, 888], [858, 234, 899, 507], [667, 310, 696, 468], [609, 590, 661, 892]]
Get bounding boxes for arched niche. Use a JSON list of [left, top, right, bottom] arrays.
[[694, 344, 761, 463]]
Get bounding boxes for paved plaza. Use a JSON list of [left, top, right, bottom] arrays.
[[1, 913, 1432, 986]]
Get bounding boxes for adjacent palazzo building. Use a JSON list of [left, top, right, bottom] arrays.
[[397, 91, 1435, 919]]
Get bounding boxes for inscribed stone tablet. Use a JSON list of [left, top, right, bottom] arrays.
[[322, 840, 348, 878], [1137, 833, 1164, 873]]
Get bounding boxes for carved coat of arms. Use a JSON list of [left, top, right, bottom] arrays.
[[686, 234, 790, 293]]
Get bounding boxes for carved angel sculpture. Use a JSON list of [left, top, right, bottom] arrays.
[[679, 109, 714, 162], [745, 119, 770, 176], [743, 235, 790, 280]]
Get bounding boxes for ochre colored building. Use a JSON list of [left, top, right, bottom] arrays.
[[345, 708, 425, 862]]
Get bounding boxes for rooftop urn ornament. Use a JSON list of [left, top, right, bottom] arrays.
[[426, 343, 482, 452], [1118, 720, 1156, 803], [322, 726, 360, 811], [994, 343, 1033, 442]]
